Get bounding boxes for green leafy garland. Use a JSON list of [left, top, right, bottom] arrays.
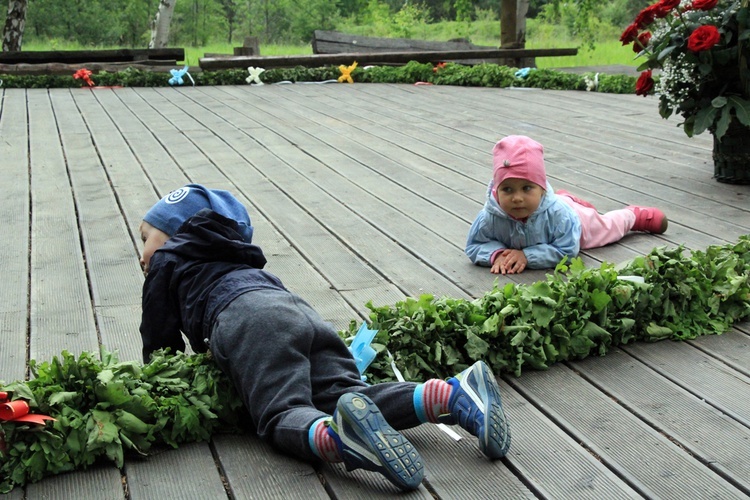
[[0, 61, 638, 94], [1, 236, 748, 492], [0, 349, 244, 493], [341, 236, 750, 383]]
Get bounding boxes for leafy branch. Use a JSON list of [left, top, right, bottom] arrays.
[[342, 236, 750, 383], [0, 349, 244, 493]]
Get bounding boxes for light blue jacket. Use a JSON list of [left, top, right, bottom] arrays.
[[465, 181, 582, 269]]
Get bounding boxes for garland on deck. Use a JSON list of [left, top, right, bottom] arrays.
[[344, 236, 750, 383], [1, 236, 749, 492], [0, 61, 638, 94]]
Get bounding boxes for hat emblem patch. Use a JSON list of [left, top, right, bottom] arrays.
[[165, 187, 191, 204]]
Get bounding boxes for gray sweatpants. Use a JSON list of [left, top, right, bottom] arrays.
[[210, 288, 420, 461]]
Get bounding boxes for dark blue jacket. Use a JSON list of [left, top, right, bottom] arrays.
[[140, 209, 285, 362]]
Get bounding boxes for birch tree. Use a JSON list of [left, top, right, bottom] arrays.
[[2, 0, 27, 51], [149, 0, 177, 48]]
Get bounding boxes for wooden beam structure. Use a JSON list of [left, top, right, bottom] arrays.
[[199, 47, 578, 71], [0, 48, 185, 64]]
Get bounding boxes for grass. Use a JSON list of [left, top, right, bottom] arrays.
[[184, 43, 312, 66]]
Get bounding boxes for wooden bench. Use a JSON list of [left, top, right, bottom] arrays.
[[312, 30, 577, 68], [198, 31, 577, 71], [199, 46, 579, 71]]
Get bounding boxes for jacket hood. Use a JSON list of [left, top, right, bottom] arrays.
[[483, 179, 556, 221], [161, 209, 267, 269]]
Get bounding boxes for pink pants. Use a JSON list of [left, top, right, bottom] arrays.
[[558, 193, 636, 249]]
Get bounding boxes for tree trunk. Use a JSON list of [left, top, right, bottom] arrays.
[[149, 0, 177, 49], [2, 0, 28, 52]]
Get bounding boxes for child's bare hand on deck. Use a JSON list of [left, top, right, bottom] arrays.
[[491, 249, 527, 274]]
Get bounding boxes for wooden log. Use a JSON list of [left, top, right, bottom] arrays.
[[0, 48, 185, 65], [0, 61, 192, 76], [199, 48, 578, 71]]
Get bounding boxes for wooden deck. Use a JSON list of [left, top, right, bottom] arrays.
[[1, 82, 749, 499]]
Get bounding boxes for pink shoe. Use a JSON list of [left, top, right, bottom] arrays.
[[556, 189, 596, 209], [627, 206, 668, 234]]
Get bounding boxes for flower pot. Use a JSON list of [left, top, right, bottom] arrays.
[[712, 121, 750, 184]]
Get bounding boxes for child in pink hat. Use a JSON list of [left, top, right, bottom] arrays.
[[466, 135, 668, 274]]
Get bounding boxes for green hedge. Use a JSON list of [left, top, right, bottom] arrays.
[[0, 61, 638, 94]]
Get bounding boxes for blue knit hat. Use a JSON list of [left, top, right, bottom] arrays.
[[143, 184, 254, 243]]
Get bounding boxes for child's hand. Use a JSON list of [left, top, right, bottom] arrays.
[[491, 249, 528, 274]]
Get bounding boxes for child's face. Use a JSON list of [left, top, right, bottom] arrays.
[[139, 221, 170, 274], [494, 178, 545, 220]]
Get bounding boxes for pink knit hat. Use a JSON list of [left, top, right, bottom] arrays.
[[492, 135, 547, 198]]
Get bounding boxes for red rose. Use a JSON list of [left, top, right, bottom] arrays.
[[633, 32, 652, 53], [687, 25, 721, 52], [634, 5, 659, 28], [635, 70, 654, 96], [691, 0, 719, 10], [655, 0, 680, 17], [620, 23, 640, 45]]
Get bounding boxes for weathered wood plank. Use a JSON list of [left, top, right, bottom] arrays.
[[212, 433, 328, 499], [570, 346, 750, 494], [0, 61, 180, 76], [0, 48, 185, 64], [49, 89, 145, 361], [125, 442, 227, 498], [0, 89, 30, 381], [27, 89, 99, 361], [509, 364, 748, 497], [623, 339, 750, 426], [204, 85, 550, 290], [496, 381, 640, 498], [687, 326, 750, 376], [25, 465, 124, 499], [396, 425, 534, 498]]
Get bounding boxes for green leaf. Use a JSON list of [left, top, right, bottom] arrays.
[[590, 289, 612, 313], [728, 96, 750, 126], [714, 105, 732, 139], [693, 105, 718, 136], [465, 331, 490, 360]]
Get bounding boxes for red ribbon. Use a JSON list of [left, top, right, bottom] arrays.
[[73, 68, 95, 87], [0, 393, 55, 425]]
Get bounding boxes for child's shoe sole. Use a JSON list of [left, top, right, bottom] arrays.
[[333, 392, 425, 491]]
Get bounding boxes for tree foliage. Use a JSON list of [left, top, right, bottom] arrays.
[[0, 0, 648, 48]]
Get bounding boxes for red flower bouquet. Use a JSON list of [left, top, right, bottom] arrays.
[[621, 0, 750, 139]]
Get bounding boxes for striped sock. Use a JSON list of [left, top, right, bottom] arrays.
[[414, 379, 453, 423], [308, 417, 342, 462]]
